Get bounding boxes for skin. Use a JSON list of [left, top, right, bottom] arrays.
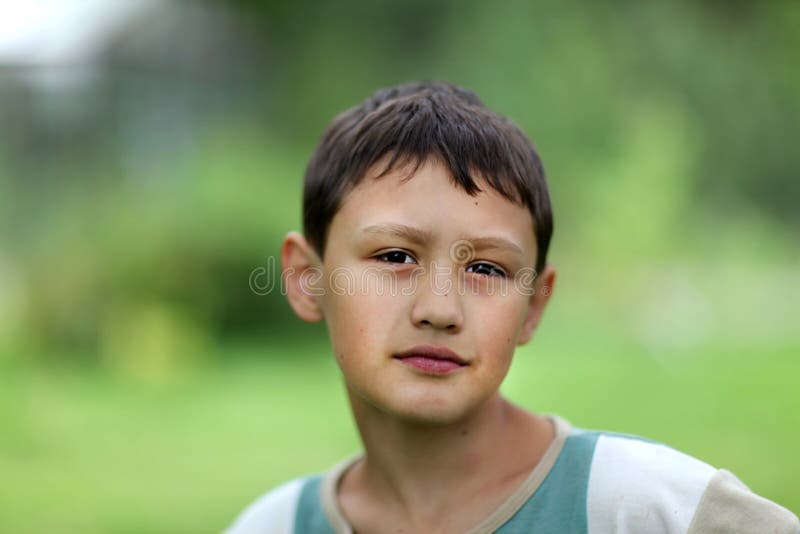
[[282, 157, 557, 532]]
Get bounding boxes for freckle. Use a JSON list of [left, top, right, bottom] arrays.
[[461, 429, 468, 436], [474, 201, 478, 206]]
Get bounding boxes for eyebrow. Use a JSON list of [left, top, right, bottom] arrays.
[[463, 236, 525, 257], [361, 223, 434, 245], [360, 223, 524, 257]]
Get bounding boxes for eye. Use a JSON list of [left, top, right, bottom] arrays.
[[466, 262, 507, 277], [375, 250, 417, 264]]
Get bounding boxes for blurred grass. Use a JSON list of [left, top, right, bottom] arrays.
[[1, 330, 797, 533]]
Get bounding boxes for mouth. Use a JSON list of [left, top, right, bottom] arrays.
[[393, 345, 469, 375]]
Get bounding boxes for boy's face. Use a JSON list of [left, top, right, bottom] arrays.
[[284, 158, 555, 425]]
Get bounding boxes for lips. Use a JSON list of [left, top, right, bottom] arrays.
[[393, 345, 469, 375]]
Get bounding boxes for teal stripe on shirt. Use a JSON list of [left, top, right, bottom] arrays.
[[294, 476, 336, 534], [495, 430, 600, 534]]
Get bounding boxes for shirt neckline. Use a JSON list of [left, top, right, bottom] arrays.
[[319, 414, 573, 533]]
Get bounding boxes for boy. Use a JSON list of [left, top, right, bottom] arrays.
[[227, 82, 798, 533]]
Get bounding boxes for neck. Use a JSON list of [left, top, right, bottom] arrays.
[[344, 388, 553, 524]]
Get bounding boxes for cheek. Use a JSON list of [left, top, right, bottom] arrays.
[[468, 296, 528, 350], [325, 291, 406, 355]]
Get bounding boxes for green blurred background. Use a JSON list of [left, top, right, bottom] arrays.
[[1, 1, 798, 532]]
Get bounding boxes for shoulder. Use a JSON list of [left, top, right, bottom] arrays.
[[585, 431, 717, 533], [224, 477, 314, 534], [582, 431, 799, 534], [687, 469, 799, 534]]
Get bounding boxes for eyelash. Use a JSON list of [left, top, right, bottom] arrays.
[[466, 263, 507, 278], [373, 250, 508, 277], [375, 250, 417, 265]]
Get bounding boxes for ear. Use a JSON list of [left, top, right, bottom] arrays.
[[517, 263, 557, 345], [281, 231, 325, 323]]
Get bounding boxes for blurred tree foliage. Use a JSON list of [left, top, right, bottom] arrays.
[[0, 0, 797, 371], [228, 0, 800, 219]]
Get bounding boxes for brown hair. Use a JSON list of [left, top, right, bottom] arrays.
[[303, 81, 553, 275]]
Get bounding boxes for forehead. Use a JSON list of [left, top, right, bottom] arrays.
[[327, 158, 538, 261]]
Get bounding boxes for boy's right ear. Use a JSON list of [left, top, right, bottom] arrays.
[[281, 232, 325, 323]]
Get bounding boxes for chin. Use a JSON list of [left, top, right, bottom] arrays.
[[385, 394, 476, 427]]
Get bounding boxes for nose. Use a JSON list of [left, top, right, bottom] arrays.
[[410, 263, 464, 332]]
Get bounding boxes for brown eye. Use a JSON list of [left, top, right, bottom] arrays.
[[466, 262, 506, 277], [376, 250, 416, 264]]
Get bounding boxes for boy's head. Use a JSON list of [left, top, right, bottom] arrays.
[[302, 81, 553, 276], [282, 81, 557, 424]]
